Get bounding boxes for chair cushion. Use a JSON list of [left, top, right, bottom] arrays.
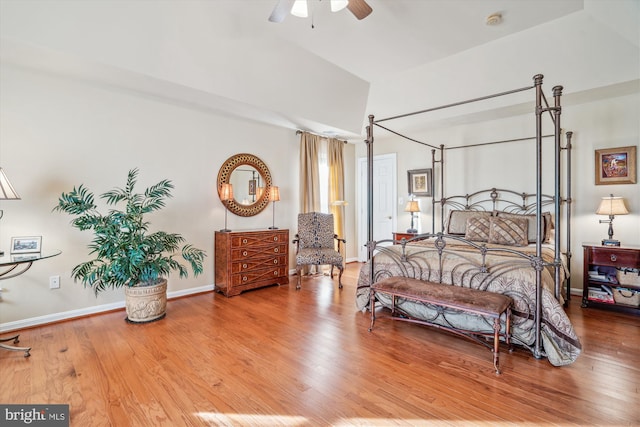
[[296, 248, 343, 266]]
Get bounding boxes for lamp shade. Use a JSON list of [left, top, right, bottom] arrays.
[[596, 195, 629, 216], [269, 186, 280, 202], [219, 183, 233, 202], [404, 200, 420, 213], [0, 168, 20, 200]]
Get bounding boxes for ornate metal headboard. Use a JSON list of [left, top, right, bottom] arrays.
[[435, 187, 561, 233]]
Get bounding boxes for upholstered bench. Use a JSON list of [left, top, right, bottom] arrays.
[[369, 276, 513, 374]]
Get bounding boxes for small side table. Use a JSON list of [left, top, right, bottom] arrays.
[[0, 250, 61, 357], [393, 232, 426, 244]]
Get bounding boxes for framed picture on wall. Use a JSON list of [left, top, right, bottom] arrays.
[[595, 145, 637, 185], [407, 168, 433, 197], [11, 236, 42, 254]]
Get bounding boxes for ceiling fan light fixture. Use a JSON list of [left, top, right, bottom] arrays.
[[291, 0, 308, 18], [331, 0, 349, 12]]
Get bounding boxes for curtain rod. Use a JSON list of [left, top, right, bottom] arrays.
[[296, 130, 347, 143]]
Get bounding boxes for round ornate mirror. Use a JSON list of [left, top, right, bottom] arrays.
[[217, 153, 272, 217]]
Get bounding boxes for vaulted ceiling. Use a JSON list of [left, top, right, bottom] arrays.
[[1, 0, 638, 141]]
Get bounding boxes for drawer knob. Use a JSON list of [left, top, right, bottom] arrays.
[[274, 271, 278, 275], [273, 259, 278, 264], [610, 255, 617, 262], [242, 263, 248, 269], [242, 276, 248, 282], [242, 251, 248, 257], [274, 248, 279, 253], [273, 236, 278, 241]]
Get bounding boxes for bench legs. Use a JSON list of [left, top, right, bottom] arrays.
[[369, 289, 512, 375]]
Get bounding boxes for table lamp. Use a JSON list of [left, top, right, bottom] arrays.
[[0, 168, 21, 256], [219, 183, 233, 232], [596, 194, 629, 246], [268, 186, 280, 229], [404, 200, 420, 233]]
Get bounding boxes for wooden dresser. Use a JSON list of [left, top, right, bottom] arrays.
[[215, 229, 289, 297]]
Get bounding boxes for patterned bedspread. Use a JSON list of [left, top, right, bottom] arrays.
[[356, 237, 581, 366]]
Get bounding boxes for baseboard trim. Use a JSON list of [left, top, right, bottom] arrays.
[[0, 284, 215, 333]]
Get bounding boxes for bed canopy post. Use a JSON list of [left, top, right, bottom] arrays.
[[431, 145, 445, 233], [553, 85, 564, 302], [366, 115, 375, 267], [533, 74, 544, 359], [565, 131, 573, 299], [431, 149, 436, 233]]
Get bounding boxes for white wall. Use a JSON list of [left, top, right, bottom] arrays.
[[0, 63, 358, 328], [356, 92, 640, 295]]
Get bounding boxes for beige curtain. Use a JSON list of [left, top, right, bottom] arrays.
[[299, 132, 321, 213], [328, 138, 345, 238]]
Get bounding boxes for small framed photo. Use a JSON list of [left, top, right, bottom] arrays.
[[11, 236, 42, 254], [595, 145, 637, 185], [407, 168, 433, 197]]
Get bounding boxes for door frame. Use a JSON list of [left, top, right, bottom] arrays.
[[357, 153, 397, 262]]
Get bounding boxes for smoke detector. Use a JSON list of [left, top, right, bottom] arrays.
[[486, 13, 503, 26]]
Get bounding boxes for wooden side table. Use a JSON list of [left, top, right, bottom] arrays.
[[392, 232, 419, 244], [582, 243, 640, 315]]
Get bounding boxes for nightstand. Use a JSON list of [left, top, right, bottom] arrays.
[[582, 243, 640, 315], [392, 232, 427, 244]]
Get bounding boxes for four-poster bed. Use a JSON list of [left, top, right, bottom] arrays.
[[358, 74, 581, 366]]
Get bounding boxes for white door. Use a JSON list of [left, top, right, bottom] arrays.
[[357, 153, 397, 261]]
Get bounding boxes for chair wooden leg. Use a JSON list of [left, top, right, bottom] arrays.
[[296, 266, 302, 290], [337, 265, 344, 289]]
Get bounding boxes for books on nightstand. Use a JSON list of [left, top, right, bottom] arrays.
[[588, 285, 615, 304]]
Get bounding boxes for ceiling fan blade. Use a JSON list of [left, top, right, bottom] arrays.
[[268, 0, 295, 23], [347, 0, 372, 20]]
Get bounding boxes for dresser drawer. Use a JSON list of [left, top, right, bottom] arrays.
[[231, 231, 288, 248], [230, 243, 288, 261], [589, 248, 640, 267], [232, 266, 288, 286], [231, 255, 287, 273]]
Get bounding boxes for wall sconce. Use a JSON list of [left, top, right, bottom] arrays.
[[404, 199, 420, 233], [268, 186, 280, 230], [596, 194, 629, 246], [219, 183, 233, 232]]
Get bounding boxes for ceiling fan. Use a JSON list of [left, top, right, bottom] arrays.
[[269, 0, 372, 23]]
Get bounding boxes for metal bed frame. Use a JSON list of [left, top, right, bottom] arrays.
[[364, 74, 573, 359]]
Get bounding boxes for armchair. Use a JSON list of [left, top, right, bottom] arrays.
[[293, 212, 345, 290]]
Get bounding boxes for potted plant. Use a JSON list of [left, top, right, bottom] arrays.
[[54, 168, 206, 323]]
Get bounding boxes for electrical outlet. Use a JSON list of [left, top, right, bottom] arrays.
[[49, 275, 60, 289]]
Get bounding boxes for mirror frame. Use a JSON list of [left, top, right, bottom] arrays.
[[217, 153, 272, 217]]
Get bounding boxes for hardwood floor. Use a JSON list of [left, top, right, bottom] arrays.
[[1, 263, 638, 426]]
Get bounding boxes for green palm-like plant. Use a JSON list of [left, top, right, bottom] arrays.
[[54, 168, 206, 295]]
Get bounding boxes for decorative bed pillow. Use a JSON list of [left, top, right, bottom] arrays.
[[496, 212, 553, 243], [465, 216, 490, 242], [446, 210, 492, 235], [488, 217, 528, 246]]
